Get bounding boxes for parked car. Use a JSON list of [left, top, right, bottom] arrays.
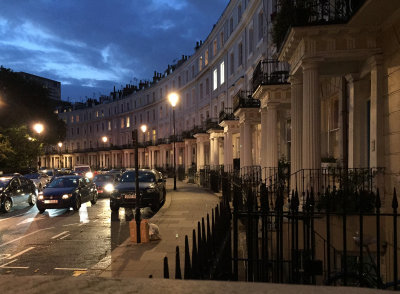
[[93, 173, 118, 197], [36, 175, 98, 213], [73, 165, 93, 178], [23, 172, 50, 191], [109, 169, 166, 213], [107, 169, 124, 180], [0, 174, 37, 212]]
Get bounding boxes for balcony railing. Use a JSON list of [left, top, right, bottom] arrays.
[[233, 90, 260, 113], [273, 0, 366, 49], [218, 107, 238, 124], [252, 59, 289, 92]]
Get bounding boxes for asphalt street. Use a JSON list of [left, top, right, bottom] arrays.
[[0, 197, 136, 277]]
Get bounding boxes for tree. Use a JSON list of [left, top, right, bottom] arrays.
[[0, 66, 66, 144], [0, 66, 66, 172]]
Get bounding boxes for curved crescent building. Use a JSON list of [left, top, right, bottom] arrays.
[[42, 0, 400, 204]]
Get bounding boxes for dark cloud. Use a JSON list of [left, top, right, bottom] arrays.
[[0, 0, 229, 102]]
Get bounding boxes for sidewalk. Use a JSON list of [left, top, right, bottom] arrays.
[[91, 179, 221, 279]]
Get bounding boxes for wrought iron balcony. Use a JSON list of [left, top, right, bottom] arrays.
[[252, 59, 289, 92], [218, 107, 238, 124], [233, 90, 260, 113], [203, 117, 222, 131], [273, 0, 366, 49]]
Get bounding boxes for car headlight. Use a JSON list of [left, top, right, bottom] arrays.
[[85, 172, 93, 179], [104, 183, 114, 192], [38, 195, 44, 200], [62, 194, 72, 199]]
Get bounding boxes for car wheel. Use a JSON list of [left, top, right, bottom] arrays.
[[28, 193, 37, 206], [2, 198, 12, 213], [91, 191, 98, 205], [73, 197, 81, 211], [39, 208, 46, 214]]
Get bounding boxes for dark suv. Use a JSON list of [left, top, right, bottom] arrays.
[[110, 169, 166, 212], [0, 174, 37, 212]]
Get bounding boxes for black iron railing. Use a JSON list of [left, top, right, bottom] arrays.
[[233, 90, 260, 113], [252, 59, 289, 92], [273, 0, 366, 49], [218, 107, 238, 124]]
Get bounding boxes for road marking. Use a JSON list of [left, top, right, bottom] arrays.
[[62, 223, 81, 227], [0, 212, 28, 222], [0, 254, 11, 260], [59, 234, 70, 240], [54, 267, 88, 271], [17, 216, 45, 226], [7, 247, 35, 260], [73, 270, 87, 277], [51, 231, 69, 239], [0, 227, 55, 247], [0, 259, 29, 269]]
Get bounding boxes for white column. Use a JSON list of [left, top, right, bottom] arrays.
[[260, 107, 268, 171], [302, 62, 320, 170], [266, 104, 279, 168], [224, 129, 233, 170], [213, 138, 219, 167], [209, 137, 215, 166], [370, 56, 384, 168], [242, 121, 252, 168], [197, 140, 205, 171]]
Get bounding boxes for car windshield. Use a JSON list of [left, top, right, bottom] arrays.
[[94, 175, 114, 182], [24, 173, 40, 179], [120, 171, 155, 183], [75, 167, 90, 173], [45, 170, 54, 176], [47, 177, 78, 188], [0, 177, 12, 188]]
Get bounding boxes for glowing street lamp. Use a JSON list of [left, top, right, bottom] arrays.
[[33, 123, 44, 134], [168, 92, 179, 190], [140, 125, 147, 167], [101, 136, 108, 168], [58, 142, 63, 168]]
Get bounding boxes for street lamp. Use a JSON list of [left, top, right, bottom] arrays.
[[33, 123, 44, 169], [101, 136, 108, 168], [58, 142, 63, 169], [33, 123, 44, 135], [140, 124, 147, 168], [168, 92, 179, 190]]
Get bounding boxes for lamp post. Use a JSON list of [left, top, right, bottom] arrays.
[[102, 136, 108, 168], [58, 142, 63, 169], [33, 123, 44, 169], [132, 129, 141, 243], [140, 124, 147, 168], [168, 92, 179, 190]]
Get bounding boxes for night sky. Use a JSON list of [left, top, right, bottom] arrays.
[[0, 0, 229, 102]]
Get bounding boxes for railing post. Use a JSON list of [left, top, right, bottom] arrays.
[[163, 256, 169, 279], [175, 246, 182, 279], [326, 187, 331, 283], [358, 190, 364, 286], [184, 235, 191, 279], [392, 188, 398, 290], [376, 189, 381, 288]]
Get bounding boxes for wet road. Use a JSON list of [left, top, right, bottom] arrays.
[[0, 198, 135, 276]]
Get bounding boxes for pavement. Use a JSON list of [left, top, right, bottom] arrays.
[[88, 178, 222, 279]]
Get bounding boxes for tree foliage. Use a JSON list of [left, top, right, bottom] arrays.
[[0, 66, 66, 144], [0, 66, 66, 172]]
